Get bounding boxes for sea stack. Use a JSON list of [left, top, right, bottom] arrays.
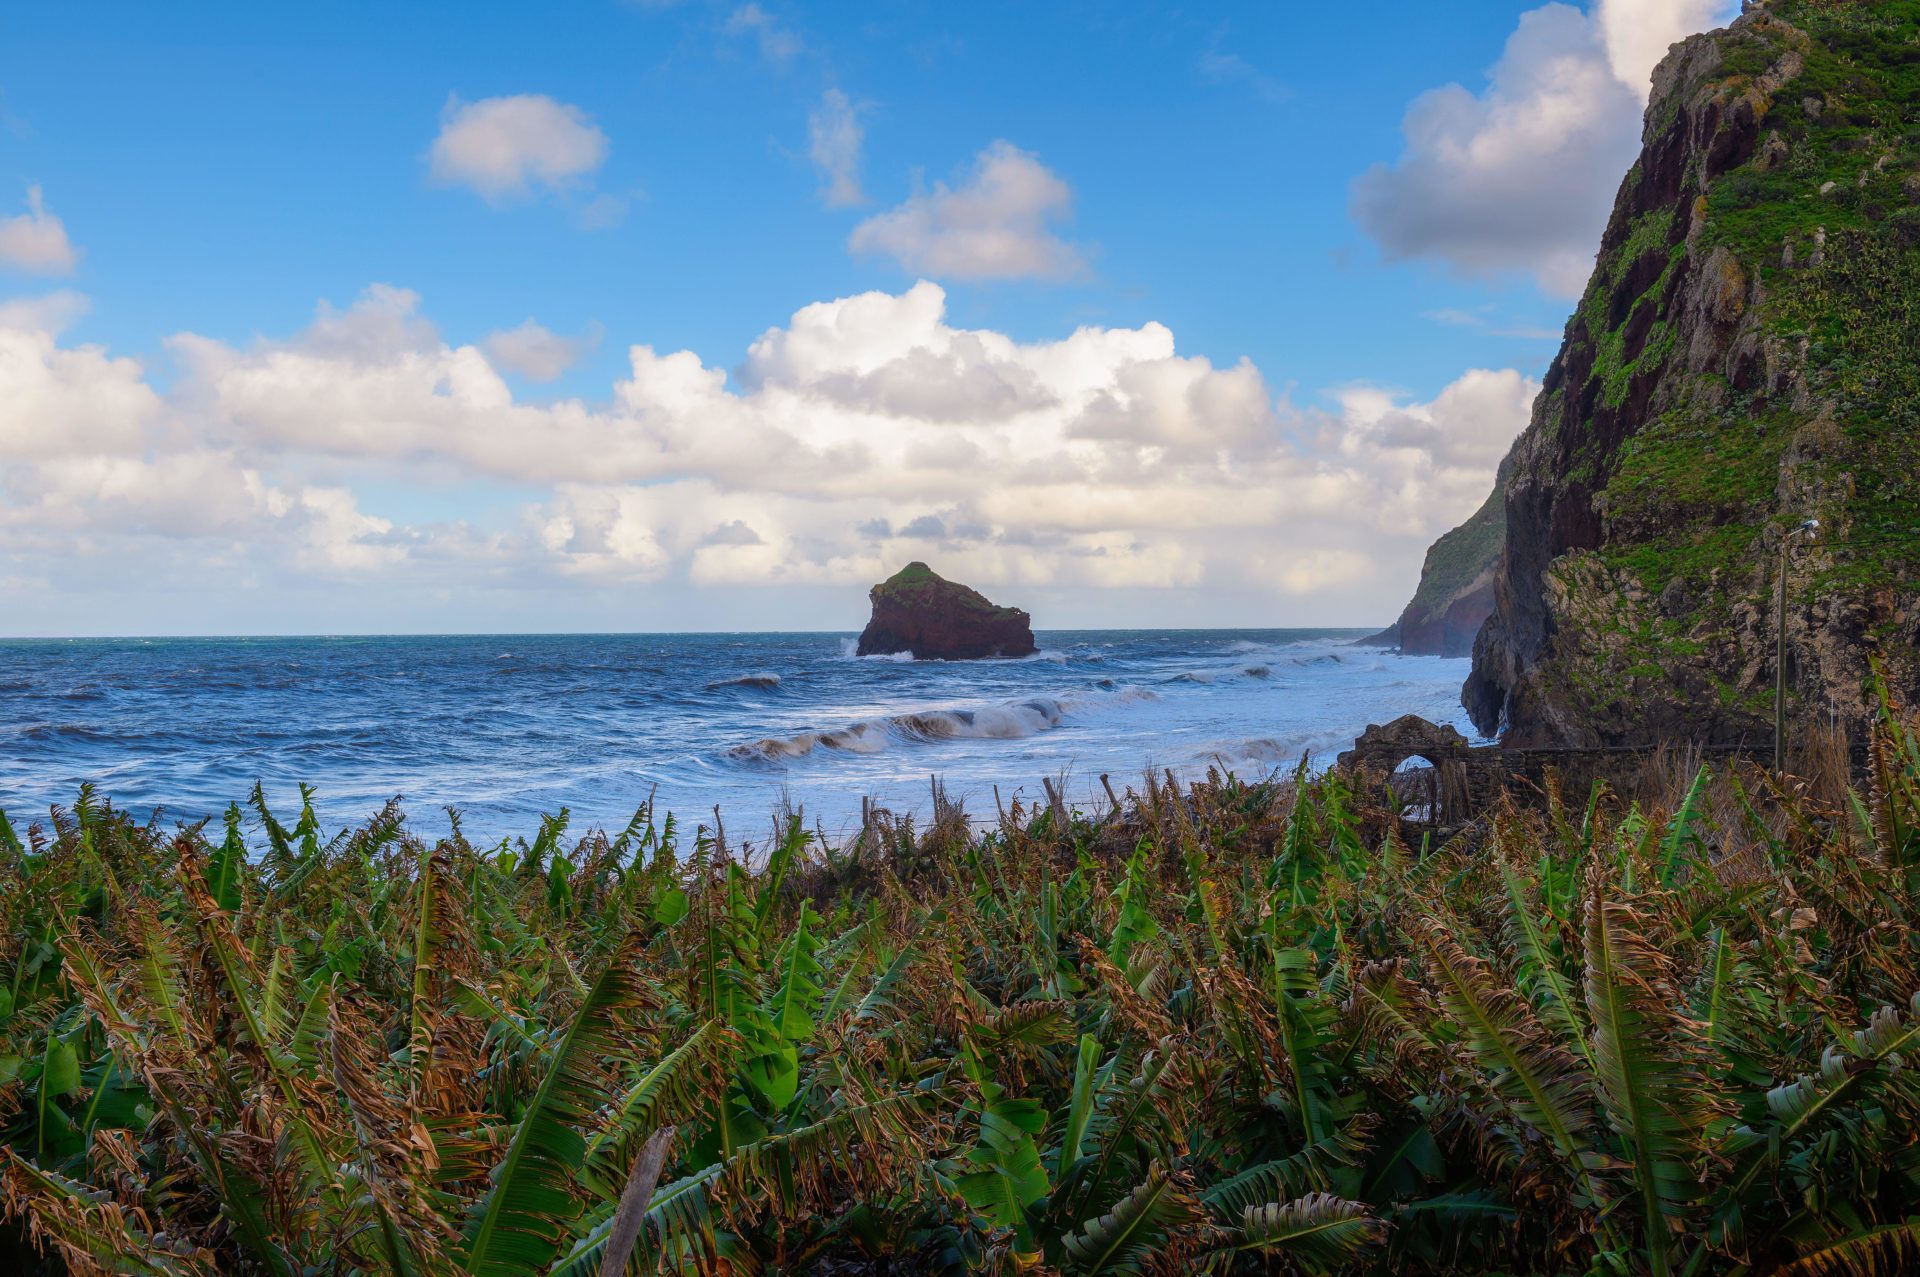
[[856, 563, 1037, 660]]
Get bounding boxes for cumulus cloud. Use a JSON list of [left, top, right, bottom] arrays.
[[743, 282, 1054, 422], [850, 142, 1084, 281], [0, 289, 88, 334], [1353, 0, 1734, 296], [1598, 0, 1731, 93], [1, 280, 1537, 623], [0, 186, 80, 275], [429, 95, 609, 199], [1321, 368, 1537, 492], [808, 88, 864, 207], [0, 328, 397, 580], [0, 321, 161, 460], [483, 318, 598, 381], [701, 519, 765, 547]]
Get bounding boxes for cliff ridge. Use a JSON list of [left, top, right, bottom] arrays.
[[1369, 461, 1508, 657], [1458, 0, 1920, 746]]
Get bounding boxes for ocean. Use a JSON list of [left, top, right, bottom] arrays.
[[0, 630, 1478, 846]]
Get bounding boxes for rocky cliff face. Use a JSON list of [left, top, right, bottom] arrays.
[[1463, 0, 1920, 747], [856, 563, 1038, 660], [1370, 461, 1508, 657]]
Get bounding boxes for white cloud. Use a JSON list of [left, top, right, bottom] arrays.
[[850, 142, 1084, 281], [12, 452, 274, 538], [0, 312, 400, 580], [298, 282, 440, 359], [429, 95, 609, 199], [725, 4, 801, 64], [0, 322, 160, 460], [483, 318, 598, 381], [1329, 367, 1537, 476], [1, 281, 1537, 624], [0, 289, 88, 334], [289, 487, 403, 574], [742, 281, 1053, 422], [0, 186, 80, 275], [1597, 0, 1730, 93], [1353, 0, 1734, 297], [808, 88, 864, 207]]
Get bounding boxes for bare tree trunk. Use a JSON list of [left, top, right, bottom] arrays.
[[599, 1126, 676, 1277]]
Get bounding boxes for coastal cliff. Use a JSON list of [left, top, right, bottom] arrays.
[[856, 563, 1038, 660], [1458, 0, 1920, 746], [1369, 460, 1508, 657]]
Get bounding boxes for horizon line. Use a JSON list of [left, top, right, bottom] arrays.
[[0, 623, 1389, 642]]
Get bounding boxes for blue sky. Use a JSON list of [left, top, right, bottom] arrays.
[[0, 0, 1734, 635]]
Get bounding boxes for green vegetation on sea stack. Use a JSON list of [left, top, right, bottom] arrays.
[[5, 702, 1920, 1275], [872, 562, 1024, 619]]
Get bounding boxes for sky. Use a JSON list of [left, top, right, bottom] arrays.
[[0, 0, 1737, 636]]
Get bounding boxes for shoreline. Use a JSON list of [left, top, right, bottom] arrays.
[[5, 704, 1915, 1273], [0, 628, 1477, 846]]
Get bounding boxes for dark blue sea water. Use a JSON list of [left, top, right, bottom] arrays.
[[0, 631, 1477, 845]]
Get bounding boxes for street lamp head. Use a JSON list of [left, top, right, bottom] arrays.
[[1799, 518, 1820, 537]]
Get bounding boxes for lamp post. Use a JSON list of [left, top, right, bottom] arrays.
[[1775, 517, 1820, 774]]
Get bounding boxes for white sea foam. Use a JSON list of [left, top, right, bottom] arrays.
[[837, 637, 914, 662], [721, 684, 1176, 766]]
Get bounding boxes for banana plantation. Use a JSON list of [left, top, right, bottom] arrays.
[[4, 700, 1920, 1276]]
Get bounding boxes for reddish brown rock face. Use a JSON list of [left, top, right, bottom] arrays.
[[855, 562, 1037, 660]]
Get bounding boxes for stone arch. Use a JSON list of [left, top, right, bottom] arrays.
[[1390, 753, 1447, 824], [1336, 716, 1479, 828]]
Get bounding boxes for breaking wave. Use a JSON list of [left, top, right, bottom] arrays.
[[724, 686, 1158, 765], [706, 672, 783, 691], [1164, 664, 1275, 685], [837, 637, 913, 661]]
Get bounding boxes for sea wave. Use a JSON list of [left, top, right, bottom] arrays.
[[1205, 736, 1297, 766], [837, 637, 913, 662], [706, 672, 783, 691], [728, 697, 1068, 763], [1201, 727, 1357, 773], [1164, 664, 1275, 685], [723, 683, 1162, 765]]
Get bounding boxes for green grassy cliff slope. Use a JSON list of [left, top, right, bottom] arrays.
[[1371, 461, 1509, 657], [1465, 0, 1920, 745]]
